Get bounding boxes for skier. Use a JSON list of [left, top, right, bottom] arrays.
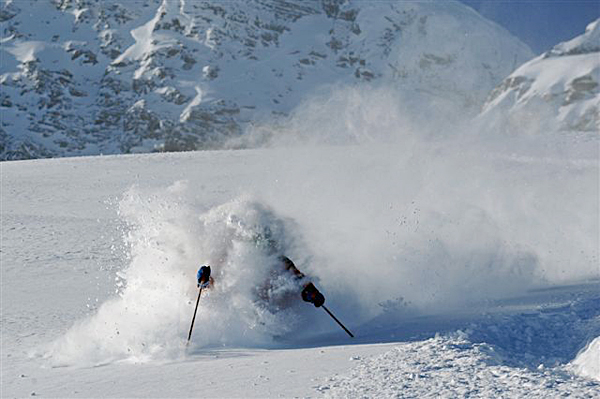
[[196, 258, 324, 305], [189, 257, 352, 338]]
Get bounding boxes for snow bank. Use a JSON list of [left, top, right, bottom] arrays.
[[323, 332, 599, 398], [570, 336, 600, 381]]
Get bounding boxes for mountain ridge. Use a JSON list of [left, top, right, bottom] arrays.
[[1, 0, 533, 160], [480, 19, 599, 134]]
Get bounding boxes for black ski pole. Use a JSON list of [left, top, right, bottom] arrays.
[[322, 305, 354, 338], [187, 287, 203, 344]]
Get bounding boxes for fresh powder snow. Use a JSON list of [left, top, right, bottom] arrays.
[[2, 132, 599, 397]]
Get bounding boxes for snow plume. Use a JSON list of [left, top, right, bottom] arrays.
[[46, 84, 598, 365], [232, 86, 414, 147], [46, 184, 314, 366], [244, 83, 599, 319], [231, 84, 468, 148]]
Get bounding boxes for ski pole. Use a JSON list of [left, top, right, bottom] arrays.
[[322, 305, 354, 338], [187, 287, 203, 344]]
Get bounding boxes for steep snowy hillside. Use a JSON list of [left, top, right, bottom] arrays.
[[0, 0, 532, 160], [480, 19, 599, 134]]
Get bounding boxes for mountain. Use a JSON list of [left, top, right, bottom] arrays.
[[0, 0, 532, 160], [479, 19, 600, 134]]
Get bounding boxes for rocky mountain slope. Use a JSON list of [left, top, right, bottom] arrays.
[[479, 19, 599, 135], [1, 0, 532, 160]]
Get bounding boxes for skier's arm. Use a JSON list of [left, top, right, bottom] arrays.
[[280, 256, 305, 280], [279, 256, 325, 307]]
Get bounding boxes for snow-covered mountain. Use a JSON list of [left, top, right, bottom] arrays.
[[0, 0, 532, 160], [480, 19, 600, 134]]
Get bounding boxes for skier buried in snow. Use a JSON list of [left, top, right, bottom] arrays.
[[196, 257, 324, 307], [193, 257, 353, 337]]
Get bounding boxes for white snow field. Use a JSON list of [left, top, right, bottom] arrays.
[[2, 105, 599, 398]]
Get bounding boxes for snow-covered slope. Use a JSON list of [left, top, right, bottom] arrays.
[[480, 19, 600, 134], [0, 0, 532, 160], [2, 123, 599, 396]]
